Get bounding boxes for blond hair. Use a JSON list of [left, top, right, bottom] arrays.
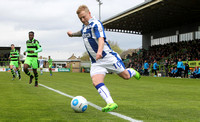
[[76, 5, 90, 14]]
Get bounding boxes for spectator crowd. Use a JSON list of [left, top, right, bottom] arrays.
[[0, 53, 10, 66], [125, 39, 200, 78]]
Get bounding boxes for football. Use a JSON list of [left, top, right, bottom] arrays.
[[71, 96, 88, 113]]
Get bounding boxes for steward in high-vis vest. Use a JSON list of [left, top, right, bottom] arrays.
[[9, 44, 21, 80], [24, 31, 42, 87]]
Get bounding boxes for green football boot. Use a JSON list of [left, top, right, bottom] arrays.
[[102, 103, 118, 112], [131, 68, 141, 80]]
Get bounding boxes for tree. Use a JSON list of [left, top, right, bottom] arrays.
[[80, 40, 123, 61], [80, 51, 90, 61], [107, 40, 123, 55]]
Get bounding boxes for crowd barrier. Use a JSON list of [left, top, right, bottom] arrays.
[[0, 68, 70, 72], [182, 61, 200, 68]]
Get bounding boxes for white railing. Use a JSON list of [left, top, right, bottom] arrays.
[[151, 35, 177, 46], [179, 32, 193, 41], [195, 31, 200, 39], [151, 31, 200, 46]]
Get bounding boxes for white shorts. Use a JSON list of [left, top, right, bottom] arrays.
[[40, 64, 43, 68], [90, 52, 125, 77]]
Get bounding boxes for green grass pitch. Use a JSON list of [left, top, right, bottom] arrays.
[[0, 72, 200, 121]]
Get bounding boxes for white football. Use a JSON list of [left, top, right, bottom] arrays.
[[71, 96, 88, 113]]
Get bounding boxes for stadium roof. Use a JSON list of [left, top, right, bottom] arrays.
[[0, 46, 21, 50], [103, 0, 200, 34]]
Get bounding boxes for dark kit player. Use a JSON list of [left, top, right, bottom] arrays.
[[24, 31, 42, 87]]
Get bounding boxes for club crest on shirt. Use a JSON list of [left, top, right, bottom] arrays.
[[82, 33, 91, 38], [86, 25, 92, 29]]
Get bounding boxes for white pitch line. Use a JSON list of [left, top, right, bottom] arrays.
[[39, 83, 143, 122]]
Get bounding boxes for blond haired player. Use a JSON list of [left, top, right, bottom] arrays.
[[67, 5, 141, 112]]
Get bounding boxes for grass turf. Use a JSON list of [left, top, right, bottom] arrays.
[[0, 72, 200, 121]]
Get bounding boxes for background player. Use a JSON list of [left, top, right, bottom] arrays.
[[143, 60, 149, 76], [24, 31, 42, 87], [38, 56, 44, 75], [177, 58, 183, 78], [48, 56, 53, 76], [9, 44, 21, 80], [152, 60, 158, 77], [14, 66, 19, 77], [67, 5, 141, 112]]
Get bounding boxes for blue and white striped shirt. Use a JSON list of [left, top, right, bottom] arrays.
[[38, 59, 44, 66], [81, 17, 113, 63]]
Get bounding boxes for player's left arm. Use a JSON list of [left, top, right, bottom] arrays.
[[34, 41, 42, 53], [93, 23, 105, 60]]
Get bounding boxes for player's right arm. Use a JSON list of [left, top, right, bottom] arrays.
[[96, 37, 104, 60], [67, 31, 82, 37], [93, 22, 106, 60]]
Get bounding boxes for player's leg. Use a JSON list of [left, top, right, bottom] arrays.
[[32, 58, 39, 87], [146, 69, 149, 76], [180, 68, 182, 77], [49, 66, 52, 76], [24, 58, 34, 83], [33, 69, 38, 87], [92, 74, 118, 112], [184, 70, 186, 78], [177, 68, 179, 77], [9, 64, 15, 80], [15, 69, 18, 77], [40, 66, 43, 75], [49, 68, 51, 76], [91, 66, 117, 112], [145, 69, 148, 76], [14, 61, 21, 80], [109, 53, 140, 80], [24, 63, 34, 83], [118, 68, 141, 80], [155, 70, 157, 76], [165, 69, 168, 77], [115, 60, 140, 80], [16, 67, 21, 80], [14, 67, 18, 77], [41, 68, 43, 75], [14, 65, 18, 77], [186, 71, 188, 78]]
